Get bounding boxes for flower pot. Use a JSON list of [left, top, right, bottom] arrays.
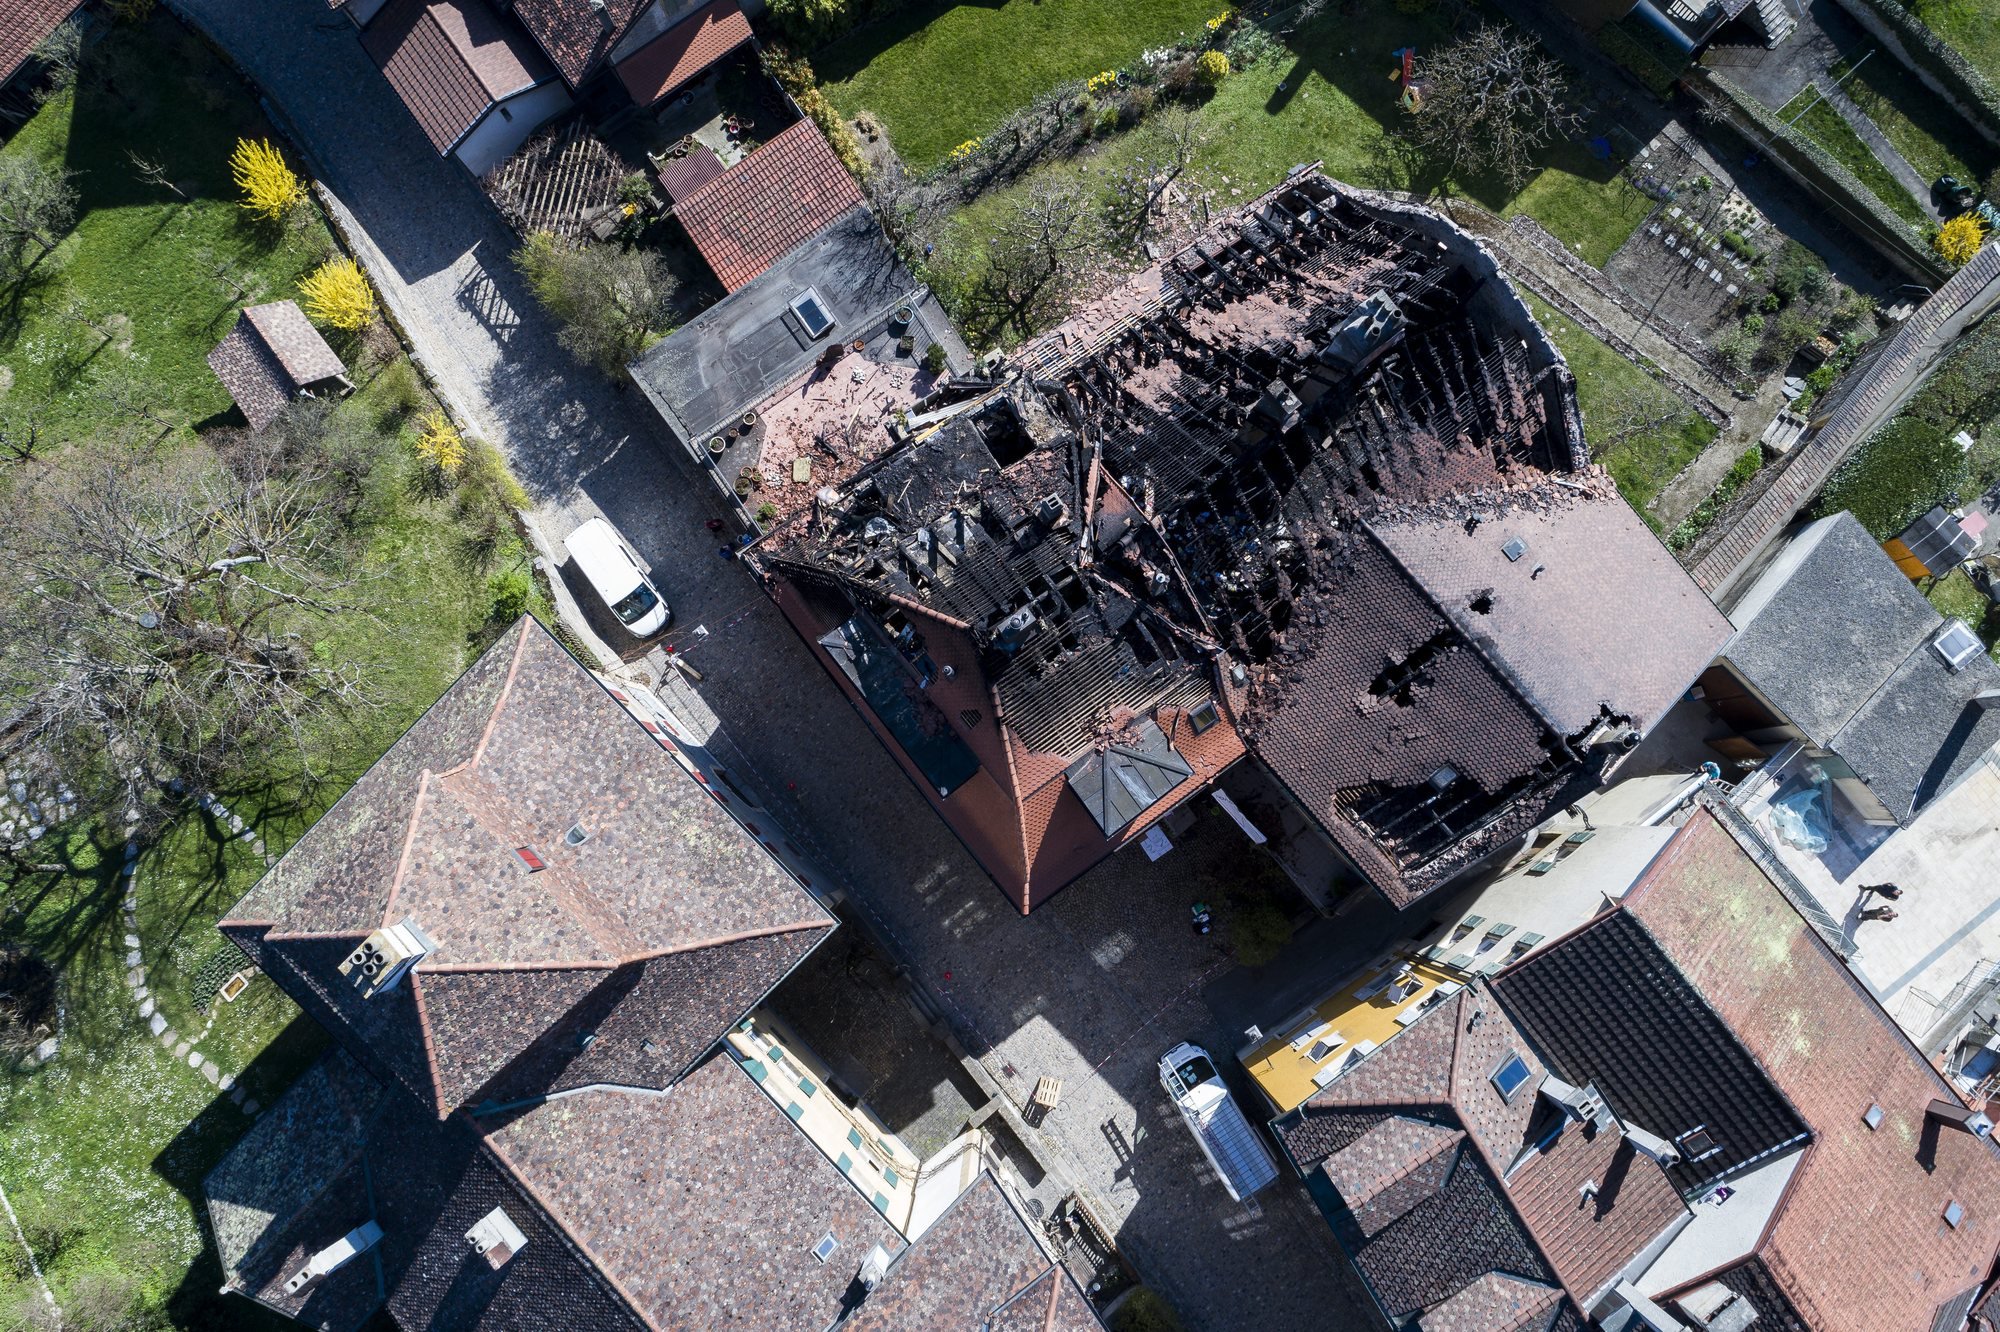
[[894, 305, 913, 326], [708, 437, 726, 456], [741, 410, 758, 429], [898, 334, 916, 355]]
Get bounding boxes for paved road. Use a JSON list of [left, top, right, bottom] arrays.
[[165, 1, 1378, 1326]]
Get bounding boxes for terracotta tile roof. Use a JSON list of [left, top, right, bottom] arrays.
[[206, 301, 345, 432], [614, 0, 751, 107], [1493, 910, 1809, 1196], [221, 616, 833, 1116], [513, 0, 646, 86], [363, 0, 554, 154], [654, 143, 724, 203], [0, 0, 80, 86], [1416, 1272, 1564, 1332], [1324, 1117, 1465, 1238], [1501, 1121, 1683, 1304], [483, 1055, 907, 1330], [1626, 810, 2000, 1332], [676, 120, 864, 292]]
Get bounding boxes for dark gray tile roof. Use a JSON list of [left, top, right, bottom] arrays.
[[482, 1054, 906, 1331], [1491, 911, 1808, 1196], [1721, 512, 1940, 743], [1826, 630, 2000, 822], [221, 616, 833, 1115], [1063, 715, 1193, 837], [208, 301, 346, 432]]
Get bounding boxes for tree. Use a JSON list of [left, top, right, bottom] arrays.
[[1400, 25, 1581, 193], [229, 137, 306, 224], [1936, 213, 1988, 268], [0, 154, 78, 282], [512, 234, 677, 379], [298, 256, 376, 331], [0, 438, 372, 830], [975, 176, 1102, 340], [1107, 104, 1213, 243]]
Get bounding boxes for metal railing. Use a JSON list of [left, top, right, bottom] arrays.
[[1704, 795, 1859, 960]]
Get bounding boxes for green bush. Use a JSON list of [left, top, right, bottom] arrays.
[[1669, 446, 1764, 552], [488, 567, 533, 622], [768, 0, 854, 49], [1110, 1287, 1188, 1332], [1770, 240, 1830, 305], [1813, 417, 1967, 537], [1195, 50, 1230, 88]]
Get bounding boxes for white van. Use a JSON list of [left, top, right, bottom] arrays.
[[564, 517, 670, 637], [1159, 1042, 1279, 1202]]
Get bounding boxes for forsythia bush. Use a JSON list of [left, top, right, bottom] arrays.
[[946, 138, 982, 165], [1936, 213, 1988, 268], [414, 409, 467, 475], [298, 257, 377, 331], [229, 137, 306, 223], [1195, 50, 1231, 87]]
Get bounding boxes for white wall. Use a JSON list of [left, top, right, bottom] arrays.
[[452, 80, 572, 179]]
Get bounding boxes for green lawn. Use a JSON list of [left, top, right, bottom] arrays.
[[1524, 294, 1717, 521], [1921, 0, 2000, 100], [818, 0, 1218, 170], [1777, 86, 1930, 227], [0, 13, 336, 446], [1927, 567, 1992, 635], [1835, 53, 1999, 190], [0, 18, 551, 1327]]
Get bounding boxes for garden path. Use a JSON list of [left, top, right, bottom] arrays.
[[1812, 75, 1944, 222]]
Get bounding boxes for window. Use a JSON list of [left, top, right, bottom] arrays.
[[1677, 1127, 1719, 1159], [514, 846, 546, 872], [1863, 1103, 1884, 1130], [1944, 1201, 1965, 1229], [811, 1234, 839, 1263], [1490, 1053, 1531, 1102], [789, 289, 834, 340], [1188, 700, 1221, 734]]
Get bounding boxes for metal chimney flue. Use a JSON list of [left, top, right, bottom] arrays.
[[1927, 1099, 1995, 1138]]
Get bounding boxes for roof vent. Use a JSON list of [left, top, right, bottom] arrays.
[[564, 823, 590, 847], [1863, 1103, 1884, 1130], [1932, 620, 1983, 672], [856, 1243, 892, 1292], [1579, 1177, 1599, 1201], [1501, 537, 1528, 562], [811, 1233, 840, 1264], [465, 1207, 529, 1269], [338, 918, 436, 998], [282, 1221, 383, 1295]]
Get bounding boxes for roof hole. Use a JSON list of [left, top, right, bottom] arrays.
[[1469, 592, 1494, 615]]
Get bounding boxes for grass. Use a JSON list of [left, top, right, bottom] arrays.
[[1926, 567, 1992, 634], [1670, 445, 1764, 553], [1920, 0, 2000, 96], [0, 17, 551, 1327], [1777, 86, 1930, 228], [1523, 294, 1718, 521], [0, 13, 338, 447], [1834, 53, 1999, 190], [817, 0, 1218, 170]]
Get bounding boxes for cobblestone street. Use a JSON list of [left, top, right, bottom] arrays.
[[161, 1, 1386, 1323]]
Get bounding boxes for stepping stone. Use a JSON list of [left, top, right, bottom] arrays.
[[126, 949, 142, 967], [242, 1099, 260, 1116], [149, 1012, 167, 1036], [138, 998, 154, 1018], [124, 933, 139, 948], [1727, 283, 1740, 295], [219, 1072, 235, 1092], [187, 1049, 203, 1069], [32, 1038, 57, 1063], [135, 985, 147, 1001], [173, 1040, 189, 1059], [1710, 270, 1723, 283]]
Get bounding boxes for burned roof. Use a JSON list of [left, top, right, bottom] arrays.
[[762, 173, 1725, 910], [207, 301, 347, 432], [219, 616, 832, 1116]]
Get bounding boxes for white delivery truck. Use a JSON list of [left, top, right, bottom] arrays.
[[1159, 1041, 1280, 1202]]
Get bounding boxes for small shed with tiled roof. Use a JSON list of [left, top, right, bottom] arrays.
[[674, 119, 864, 292], [206, 300, 352, 432]]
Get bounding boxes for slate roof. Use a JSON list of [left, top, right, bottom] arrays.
[[205, 1050, 646, 1332], [1492, 910, 1809, 1196], [0, 0, 80, 87], [1626, 809, 2000, 1332], [1722, 511, 2000, 822], [613, 0, 751, 108], [219, 616, 833, 1116], [363, 0, 555, 154], [675, 119, 865, 292], [1062, 716, 1194, 837], [207, 301, 346, 432], [512, 0, 646, 86]]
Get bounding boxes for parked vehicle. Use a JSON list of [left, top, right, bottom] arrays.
[[565, 517, 670, 637], [1158, 1042, 1279, 1202]]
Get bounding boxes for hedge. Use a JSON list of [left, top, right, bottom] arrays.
[[1827, 0, 2000, 147], [1812, 416, 1968, 537]]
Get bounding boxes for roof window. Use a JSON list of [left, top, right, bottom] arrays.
[[811, 1233, 840, 1263], [1944, 1200, 1965, 1229], [1502, 537, 1528, 562], [1932, 620, 1983, 672], [564, 823, 590, 846], [1490, 1053, 1531, 1102], [1863, 1103, 1884, 1130], [1188, 699, 1221, 734], [790, 289, 833, 340], [1676, 1126, 1720, 1160], [515, 846, 546, 872]]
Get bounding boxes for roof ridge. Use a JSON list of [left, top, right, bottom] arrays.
[[412, 916, 835, 972], [378, 768, 433, 930], [471, 618, 534, 769]]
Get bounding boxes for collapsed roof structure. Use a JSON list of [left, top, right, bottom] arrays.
[[756, 172, 1728, 911]]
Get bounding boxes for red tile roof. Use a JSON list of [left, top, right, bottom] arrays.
[[614, 0, 751, 108], [0, 0, 80, 86], [363, 0, 554, 154], [1627, 810, 2000, 1332], [654, 143, 725, 203], [512, 0, 645, 87], [676, 120, 863, 292]]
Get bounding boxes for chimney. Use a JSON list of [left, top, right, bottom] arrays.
[[1622, 1123, 1683, 1167], [282, 1221, 384, 1295], [856, 1243, 892, 1293], [1927, 1099, 1996, 1138], [590, 0, 612, 31], [337, 917, 436, 998], [1975, 690, 2000, 713], [466, 1207, 529, 1269]]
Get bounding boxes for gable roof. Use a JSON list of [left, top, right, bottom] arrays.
[[674, 120, 864, 292], [363, 0, 555, 154], [0, 0, 81, 87], [1625, 809, 2000, 1332], [220, 616, 833, 1115], [511, 0, 646, 85], [1491, 910, 1809, 1195], [613, 0, 750, 108], [206, 301, 346, 432]]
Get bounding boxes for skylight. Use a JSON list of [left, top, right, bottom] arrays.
[[790, 289, 833, 340], [1944, 1200, 1965, 1229], [514, 846, 546, 872], [1933, 619, 1983, 672], [811, 1233, 839, 1263], [1490, 1053, 1531, 1102]]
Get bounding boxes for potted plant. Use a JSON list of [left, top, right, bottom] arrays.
[[708, 436, 726, 457], [894, 304, 913, 326], [898, 333, 916, 355], [741, 410, 759, 430]]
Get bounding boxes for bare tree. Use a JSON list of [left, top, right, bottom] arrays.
[[125, 148, 186, 202], [1400, 26, 1581, 194], [1587, 378, 1695, 456], [977, 177, 1102, 340], [0, 154, 77, 281], [1106, 105, 1212, 244], [0, 439, 373, 828]]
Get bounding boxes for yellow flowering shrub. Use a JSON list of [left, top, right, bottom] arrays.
[[298, 257, 377, 332], [414, 410, 466, 475], [946, 138, 981, 166], [1936, 213, 1988, 268], [229, 137, 307, 223], [1196, 50, 1231, 87], [1087, 70, 1119, 95]]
